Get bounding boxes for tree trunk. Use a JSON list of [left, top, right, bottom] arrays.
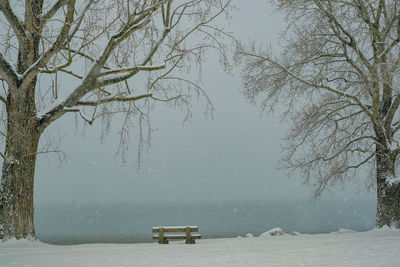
[[0, 2, 45, 239], [0, 84, 40, 240], [376, 149, 400, 228]]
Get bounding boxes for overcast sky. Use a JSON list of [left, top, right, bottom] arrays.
[[34, 0, 374, 205]]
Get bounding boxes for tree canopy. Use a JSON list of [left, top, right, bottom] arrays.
[[0, 0, 233, 240], [237, 0, 400, 227]]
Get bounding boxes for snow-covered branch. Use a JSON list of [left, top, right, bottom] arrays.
[[99, 64, 166, 76], [75, 93, 153, 107]]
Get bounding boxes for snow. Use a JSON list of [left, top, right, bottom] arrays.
[[387, 176, 400, 186], [153, 226, 198, 230], [36, 97, 65, 120], [331, 228, 357, 234], [17, 55, 43, 80], [99, 63, 166, 76], [259, 227, 286, 237], [1, 228, 400, 267], [244, 233, 254, 238]]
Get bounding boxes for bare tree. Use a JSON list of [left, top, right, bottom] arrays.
[[237, 0, 400, 228], [0, 0, 232, 240]]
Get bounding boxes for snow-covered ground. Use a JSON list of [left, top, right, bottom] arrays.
[[1, 227, 399, 267]]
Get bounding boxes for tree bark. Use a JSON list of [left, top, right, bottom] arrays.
[[0, 82, 40, 240], [376, 148, 400, 228]]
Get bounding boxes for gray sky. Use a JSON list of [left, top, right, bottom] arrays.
[[34, 0, 374, 205]]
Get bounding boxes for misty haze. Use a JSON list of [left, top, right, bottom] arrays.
[[1, 1, 399, 266]]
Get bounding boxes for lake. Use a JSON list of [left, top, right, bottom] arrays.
[[35, 198, 376, 244]]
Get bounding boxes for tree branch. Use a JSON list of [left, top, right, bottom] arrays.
[[0, 1, 26, 44], [21, 0, 77, 88], [75, 93, 153, 106], [0, 52, 18, 89], [42, 0, 69, 21], [240, 51, 374, 121]]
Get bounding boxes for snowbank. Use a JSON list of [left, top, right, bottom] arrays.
[[245, 233, 255, 238], [330, 228, 356, 234], [1, 228, 400, 267], [259, 227, 286, 237]]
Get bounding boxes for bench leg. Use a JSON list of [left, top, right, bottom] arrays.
[[185, 227, 195, 244], [158, 237, 169, 244], [158, 228, 169, 244], [185, 238, 195, 244]]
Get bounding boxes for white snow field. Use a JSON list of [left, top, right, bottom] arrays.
[[1, 227, 399, 267]]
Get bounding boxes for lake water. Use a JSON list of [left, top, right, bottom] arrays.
[[35, 199, 376, 244]]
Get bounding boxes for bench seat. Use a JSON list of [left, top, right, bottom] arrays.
[[152, 234, 202, 239]]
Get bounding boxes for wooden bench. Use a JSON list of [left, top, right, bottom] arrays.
[[152, 226, 201, 244]]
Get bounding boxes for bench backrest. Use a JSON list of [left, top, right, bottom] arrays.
[[152, 226, 199, 233]]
